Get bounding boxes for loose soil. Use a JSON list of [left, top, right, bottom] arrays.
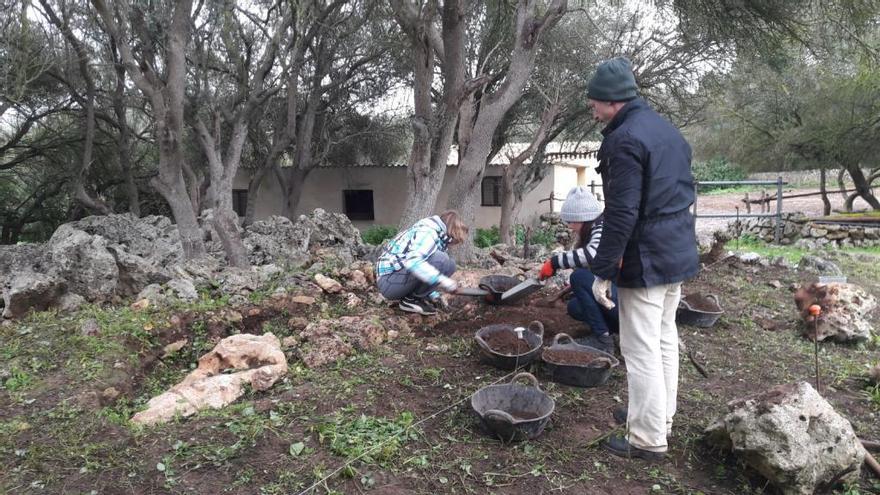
[[681, 292, 723, 312], [483, 329, 534, 355], [4, 251, 880, 494], [542, 348, 608, 366]]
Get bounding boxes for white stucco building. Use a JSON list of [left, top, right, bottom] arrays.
[[233, 142, 601, 230]]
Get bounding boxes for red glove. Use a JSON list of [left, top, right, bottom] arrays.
[[539, 259, 555, 280]]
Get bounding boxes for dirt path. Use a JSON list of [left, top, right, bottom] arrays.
[[694, 188, 874, 243]]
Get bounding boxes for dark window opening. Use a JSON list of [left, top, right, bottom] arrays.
[[343, 189, 374, 221], [481, 176, 502, 206], [232, 189, 248, 217]]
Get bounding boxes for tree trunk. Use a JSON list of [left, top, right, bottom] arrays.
[[499, 170, 523, 246], [819, 167, 831, 216], [848, 164, 880, 210], [394, 0, 469, 229], [111, 39, 139, 216], [151, 168, 205, 258], [39, 0, 110, 215], [445, 0, 567, 262], [279, 167, 311, 220], [243, 166, 270, 226], [92, 0, 205, 259]]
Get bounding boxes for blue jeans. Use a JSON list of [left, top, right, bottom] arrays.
[[376, 251, 456, 300], [567, 268, 619, 336]]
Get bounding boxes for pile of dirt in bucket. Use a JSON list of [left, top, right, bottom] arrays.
[[484, 331, 534, 355], [542, 348, 609, 366], [682, 293, 722, 312]]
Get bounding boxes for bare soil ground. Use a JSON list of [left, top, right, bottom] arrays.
[[3, 251, 880, 494], [694, 188, 874, 244]]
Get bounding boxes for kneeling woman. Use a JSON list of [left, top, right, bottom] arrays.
[[375, 211, 467, 315], [539, 187, 618, 354]]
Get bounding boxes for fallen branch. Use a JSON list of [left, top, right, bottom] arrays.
[[862, 439, 880, 452], [687, 349, 710, 378], [864, 452, 880, 479]]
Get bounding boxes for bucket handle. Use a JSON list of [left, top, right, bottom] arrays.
[[474, 334, 491, 352], [484, 409, 515, 425], [479, 283, 499, 303], [528, 321, 544, 338], [590, 357, 615, 369], [553, 333, 573, 345], [510, 371, 540, 389], [706, 294, 721, 310]]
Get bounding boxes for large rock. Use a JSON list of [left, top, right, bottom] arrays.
[[796, 255, 842, 276], [2, 272, 67, 319], [48, 225, 119, 301], [47, 214, 182, 301], [62, 213, 183, 265], [294, 208, 365, 252], [242, 216, 311, 267], [131, 333, 287, 425], [794, 282, 877, 342], [705, 382, 865, 495]]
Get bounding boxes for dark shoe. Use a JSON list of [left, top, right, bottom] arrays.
[[576, 333, 615, 355], [399, 296, 437, 315], [602, 435, 666, 461], [612, 406, 627, 425]]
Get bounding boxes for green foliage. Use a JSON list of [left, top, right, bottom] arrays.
[[362, 225, 398, 245], [315, 412, 416, 466], [474, 225, 558, 249], [474, 226, 501, 248], [692, 157, 747, 191]]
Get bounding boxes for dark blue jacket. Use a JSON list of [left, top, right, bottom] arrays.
[[590, 98, 699, 288]]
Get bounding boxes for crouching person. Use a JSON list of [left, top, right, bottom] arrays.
[[375, 211, 468, 315], [538, 187, 618, 354]]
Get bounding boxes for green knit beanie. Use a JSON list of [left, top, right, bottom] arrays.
[[587, 57, 638, 102]]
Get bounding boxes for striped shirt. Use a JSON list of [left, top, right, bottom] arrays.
[[375, 216, 453, 286], [550, 216, 604, 270]]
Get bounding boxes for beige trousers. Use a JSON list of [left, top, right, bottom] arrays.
[[618, 283, 682, 452]]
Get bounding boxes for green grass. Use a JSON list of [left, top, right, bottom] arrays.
[[729, 235, 880, 263]]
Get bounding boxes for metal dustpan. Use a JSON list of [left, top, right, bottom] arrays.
[[500, 278, 543, 304]]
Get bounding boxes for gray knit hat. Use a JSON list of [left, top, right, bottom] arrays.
[[587, 57, 638, 102], [560, 187, 602, 223]]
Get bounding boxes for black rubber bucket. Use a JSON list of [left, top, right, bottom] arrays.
[[479, 274, 524, 305], [541, 333, 619, 388], [676, 293, 723, 328], [475, 321, 544, 370], [471, 372, 555, 442]]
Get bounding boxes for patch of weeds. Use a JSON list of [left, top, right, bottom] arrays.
[[3, 366, 35, 392], [864, 384, 880, 411], [315, 411, 417, 466], [421, 367, 443, 385]]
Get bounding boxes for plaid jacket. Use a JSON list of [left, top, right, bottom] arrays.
[[375, 216, 452, 286]]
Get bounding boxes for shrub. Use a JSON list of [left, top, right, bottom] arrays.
[[692, 157, 747, 191], [474, 226, 501, 248], [474, 225, 558, 249], [362, 225, 398, 245]]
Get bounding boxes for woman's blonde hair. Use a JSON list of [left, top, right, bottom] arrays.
[[439, 210, 469, 244]]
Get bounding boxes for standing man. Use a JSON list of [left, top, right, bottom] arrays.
[[586, 57, 699, 460]]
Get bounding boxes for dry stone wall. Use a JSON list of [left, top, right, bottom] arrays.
[[729, 212, 880, 248]]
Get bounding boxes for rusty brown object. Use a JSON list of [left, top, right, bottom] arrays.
[[532, 285, 571, 307]]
